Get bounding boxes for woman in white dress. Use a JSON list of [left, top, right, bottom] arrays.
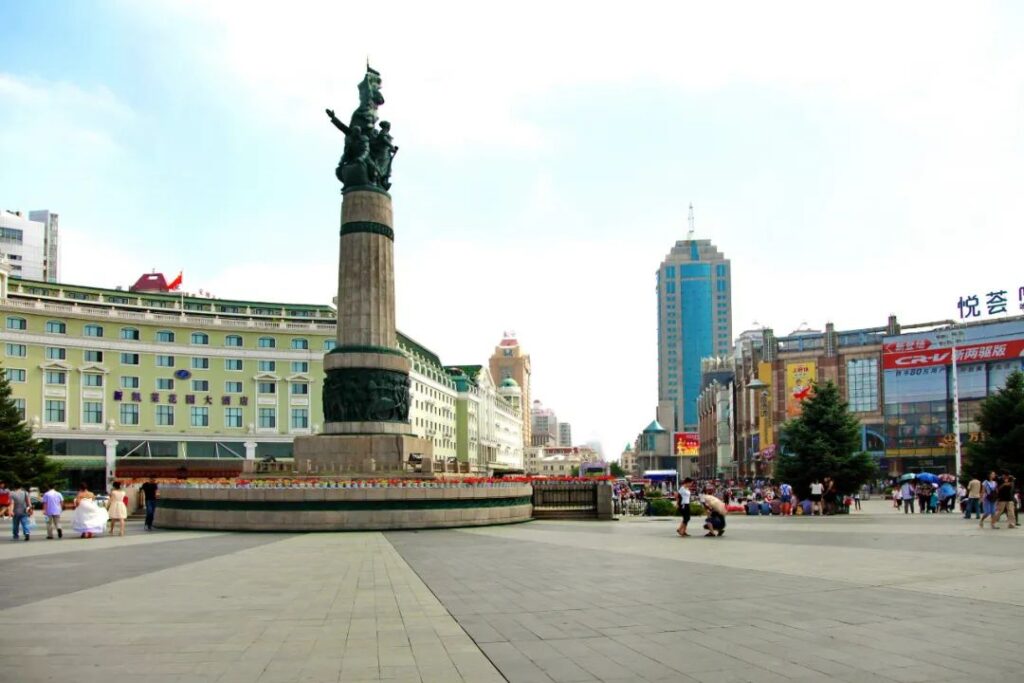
[[106, 481, 128, 536], [72, 483, 108, 538]]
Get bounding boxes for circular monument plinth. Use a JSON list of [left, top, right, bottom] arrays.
[[154, 483, 533, 531]]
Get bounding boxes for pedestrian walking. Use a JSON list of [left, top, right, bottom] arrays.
[[41, 484, 63, 539], [991, 473, 1017, 529], [72, 483, 107, 539], [676, 478, 693, 537], [900, 480, 915, 513], [964, 476, 982, 519], [106, 481, 128, 536], [8, 482, 33, 541], [140, 476, 159, 530], [893, 485, 902, 511], [980, 471, 998, 528]]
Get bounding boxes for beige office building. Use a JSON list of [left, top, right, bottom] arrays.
[[489, 332, 532, 447]]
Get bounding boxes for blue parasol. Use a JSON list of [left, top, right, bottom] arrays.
[[916, 472, 940, 484]]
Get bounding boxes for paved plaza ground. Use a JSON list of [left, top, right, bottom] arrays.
[[0, 499, 1021, 683]]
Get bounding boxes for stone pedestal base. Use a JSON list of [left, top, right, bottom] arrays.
[[293, 433, 433, 475]]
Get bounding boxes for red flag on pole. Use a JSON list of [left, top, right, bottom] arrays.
[[168, 271, 183, 290]]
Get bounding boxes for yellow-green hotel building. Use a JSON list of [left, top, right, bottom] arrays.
[[0, 268, 476, 485]]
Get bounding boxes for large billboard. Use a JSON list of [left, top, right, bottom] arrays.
[[674, 432, 699, 457], [882, 338, 1024, 370], [785, 361, 817, 417]]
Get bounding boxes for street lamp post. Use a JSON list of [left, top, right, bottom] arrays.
[[937, 327, 965, 477]]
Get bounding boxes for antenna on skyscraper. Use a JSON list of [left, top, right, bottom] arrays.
[[687, 202, 695, 239]]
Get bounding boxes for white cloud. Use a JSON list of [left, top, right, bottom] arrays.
[[9, 1, 1024, 456]]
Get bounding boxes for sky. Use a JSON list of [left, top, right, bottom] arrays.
[[2, 1, 1022, 458]]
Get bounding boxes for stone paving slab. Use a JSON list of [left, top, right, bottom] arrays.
[[386, 500, 1024, 682], [0, 531, 502, 682], [1, 500, 1021, 682]]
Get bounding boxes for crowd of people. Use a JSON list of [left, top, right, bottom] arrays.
[[894, 471, 1019, 528], [1, 478, 160, 541], [614, 470, 1020, 537]]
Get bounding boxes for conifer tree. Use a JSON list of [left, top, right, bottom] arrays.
[[964, 370, 1024, 479], [0, 366, 61, 488], [775, 380, 876, 498]]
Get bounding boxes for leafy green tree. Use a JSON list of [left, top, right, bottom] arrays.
[[964, 370, 1024, 479], [0, 366, 61, 488], [610, 462, 627, 477], [775, 380, 876, 497], [570, 465, 579, 477]]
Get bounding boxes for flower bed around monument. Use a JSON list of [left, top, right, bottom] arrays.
[[127, 474, 614, 489]]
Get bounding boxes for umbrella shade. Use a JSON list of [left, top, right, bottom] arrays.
[[898, 473, 917, 482], [916, 472, 940, 484], [939, 483, 956, 497], [702, 494, 727, 515], [938, 473, 957, 483]]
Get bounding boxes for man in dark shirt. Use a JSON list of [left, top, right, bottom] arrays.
[[992, 474, 1017, 529], [140, 477, 159, 531]]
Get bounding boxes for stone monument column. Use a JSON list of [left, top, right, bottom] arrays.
[[292, 65, 432, 474]]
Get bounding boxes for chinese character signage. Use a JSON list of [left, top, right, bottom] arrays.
[[785, 361, 816, 417], [883, 338, 1024, 370], [674, 432, 699, 457], [956, 287, 1021, 319]]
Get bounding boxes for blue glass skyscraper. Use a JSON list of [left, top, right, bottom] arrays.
[[657, 215, 732, 432]]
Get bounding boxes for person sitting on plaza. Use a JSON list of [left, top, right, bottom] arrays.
[[702, 507, 726, 537]]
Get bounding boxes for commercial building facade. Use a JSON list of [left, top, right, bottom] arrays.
[[530, 400, 558, 447], [0, 272, 521, 481], [697, 315, 1024, 480], [558, 422, 572, 447], [881, 317, 1024, 475], [0, 209, 60, 282], [524, 446, 596, 475], [698, 320, 892, 479], [450, 366, 524, 474]]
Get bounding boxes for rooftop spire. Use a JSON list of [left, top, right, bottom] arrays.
[[686, 202, 695, 239]]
